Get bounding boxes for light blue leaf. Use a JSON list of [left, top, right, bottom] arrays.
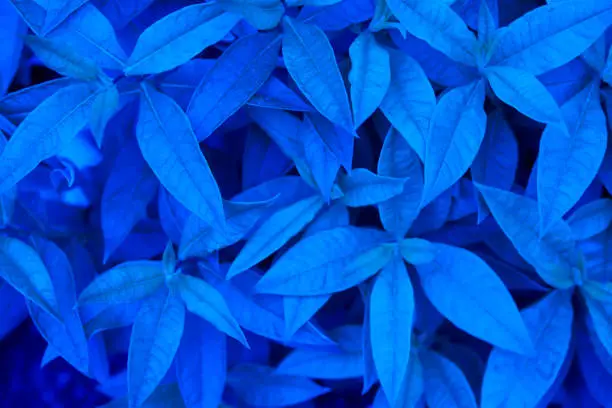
[[476, 184, 580, 289], [481, 290, 574, 408], [173, 273, 248, 347], [471, 110, 518, 222], [0, 82, 101, 194], [0, 236, 60, 320], [538, 81, 607, 235], [385, 0, 478, 66], [422, 80, 486, 207], [276, 347, 363, 379], [348, 30, 391, 128], [125, 5, 241, 75], [0, 133, 15, 227], [136, 82, 225, 229], [484, 66, 562, 125], [416, 243, 533, 353], [584, 296, 612, 358], [370, 253, 414, 405], [488, 0, 612, 75], [176, 316, 226, 408], [78, 261, 165, 306], [227, 364, 331, 406], [338, 168, 406, 207], [567, 199, 612, 240], [248, 76, 313, 112], [46, 4, 127, 70], [255, 227, 392, 296], [186, 32, 281, 140], [214, 0, 284, 30], [0, 77, 74, 122], [362, 287, 378, 394], [84, 302, 142, 338], [421, 349, 477, 408], [179, 198, 275, 259], [7, 0, 46, 35], [102, 141, 158, 263], [298, 115, 341, 201], [227, 195, 325, 279], [128, 292, 185, 408], [90, 84, 120, 148], [38, 0, 88, 35], [158, 188, 191, 246], [477, 0, 497, 46], [96, 0, 155, 29], [282, 16, 353, 131], [399, 238, 436, 265], [299, 0, 375, 31], [378, 128, 424, 237], [208, 269, 334, 347], [379, 51, 435, 160], [162, 243, 176, 277], [305, 113, 354, 172]]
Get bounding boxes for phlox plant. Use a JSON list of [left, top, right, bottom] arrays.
[[1, 0, 612, 407]]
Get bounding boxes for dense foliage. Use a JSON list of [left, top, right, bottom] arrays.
[[2, 0, 612, 407]]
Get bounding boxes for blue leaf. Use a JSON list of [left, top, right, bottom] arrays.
[[538, 81, 607, 235], [421, 349, 477, 408], [379, 51, 436, 160], [476, 184, 581, 289], [0, 282, 27, 341], [0, 236, 60, 320], [298, 0, 375, 31], [305, 113, 354, 172], [471, 110, 518, 222], [477, 0, 497, 46], [5, 0, 46, 35], [282, 16, 353, 131], [348, 31, 391, 128], [567, 199, 612, 240], [173, 273, 248, 347], [370, 253, 414, 405], [378, 128, 423, 237], [484, 66, 562, 125], [584, 296, 612, 359], [386, 0, 478, 66], [78, 261, 165, 306], [227, 364, 331, 406], [0, 78, 74, 123], [338, 168, 406, 207], [255, 227, 392, 295], [179, 197, 275, 259], [46, 3, 127, 70], [38, 0, 88, 35], [214, 0, 284, 30], [102, 141, 158, 263], [227, 194, 325, 279], [0, 82, 103, 194], [488, 0, 612, 75], [176, 316, 226, 408], [422, 80, 486, 207], [399, 238, 436, 265], [416, 243, 532, 353], [248, 76, 313, 112], [481, 290, 574, 408], [276, 346, 363, 380], [0, 2, 25, 94], [136, 82, 225, 229], [128, 292, 185, 408], [125, 5, 241, 75], [158, 188, 191, 246], [83, 301, 142, 338], [90, 84, 120, 148], [186, 32, 281, 140], [298, 115, 341, 201]]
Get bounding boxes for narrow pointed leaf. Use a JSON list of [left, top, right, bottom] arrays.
[[24, 35, 100, 80], [422, 80, 486, 207], [0, 236, 60, 320], [416, 243, 533, 354], [338, 168, 406, 207], [78, 261, 165, 306], [228, 195, 325, 279], [385, 0, 478, 65], [282, 16, 353, 131], [348, 31, 391, 128], [477, 184, 580, 289], [481, 290, 574, 408], [255, 227, 392, 295], [538, 82, 607, 235], [276, 347, 363, 379], [125, 5, 241, 75], [422, 350, 477, 408], [567, 199, 612, 240], [214, 0, 284, 30], [128, 293, 185, 408], [187, 32, 281, 140], [174, 274, 248, 347], [379, 51, 435, 161], [137, 82, 225, 228], [370, 254, 414, 406]]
